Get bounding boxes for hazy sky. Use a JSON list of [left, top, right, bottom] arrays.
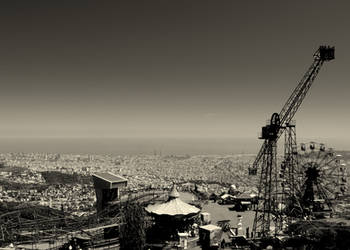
[[0, 1, 349, 140]]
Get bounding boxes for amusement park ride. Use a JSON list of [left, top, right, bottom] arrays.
[[250, 46, 348, 237], [1, 46, 348, 248]]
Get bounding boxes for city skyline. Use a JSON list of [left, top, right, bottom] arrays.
[[0, 1, 349, 144]]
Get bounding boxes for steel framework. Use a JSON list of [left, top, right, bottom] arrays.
[[295, 142, 347, 217], [0, 190, 165, 247], [281, 122, 302, 220], [251, 46, 335, 237]]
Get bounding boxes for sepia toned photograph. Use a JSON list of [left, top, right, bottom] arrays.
[[0, 1, 349, 249]]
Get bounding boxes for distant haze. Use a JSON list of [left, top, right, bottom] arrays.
[[0, 137, 348, 155]]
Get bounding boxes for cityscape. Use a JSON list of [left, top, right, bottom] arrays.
[[1, 1, 350, 250], [0, 152, 256, 213]]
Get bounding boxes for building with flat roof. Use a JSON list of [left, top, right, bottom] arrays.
[[92, 172, 127, 212]]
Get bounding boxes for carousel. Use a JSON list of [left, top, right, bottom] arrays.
[[145, 185, 200, 241]]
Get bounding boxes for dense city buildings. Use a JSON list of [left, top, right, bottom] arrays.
[[0, 153, 259, 215]]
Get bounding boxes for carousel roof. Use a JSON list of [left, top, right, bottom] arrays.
[[145, 198, 200, 216], [145, 185, 200, 216]]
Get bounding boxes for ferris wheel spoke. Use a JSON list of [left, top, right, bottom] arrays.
[[318, 172, 334, 184], [321, 176, 337, 186], [326, 165, 339, 176], [317, 154, 331, 168], [315, 184, 331, 202], [291, 142, 345, 217], [316, 146, 323, 162], [320, 187, 335, 205], [323, 157, 338, 168], [317, 150, 332, 166], [320, 181, 335, 194], [318, 178, 338, 200]]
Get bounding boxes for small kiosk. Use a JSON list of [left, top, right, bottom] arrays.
[[199, 224, 222, 249], [92, 172, 127, 212]]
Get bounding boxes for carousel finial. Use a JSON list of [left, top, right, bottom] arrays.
[[169, 183, 180, 199]]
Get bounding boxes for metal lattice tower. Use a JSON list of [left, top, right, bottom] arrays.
[[250, 46, 335, 237], [280, 122, 301, 224]]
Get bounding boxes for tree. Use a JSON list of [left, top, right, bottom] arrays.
[[119, 201, 146, 250]]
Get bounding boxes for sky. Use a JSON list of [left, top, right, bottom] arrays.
[[0, 1, 349, 145]]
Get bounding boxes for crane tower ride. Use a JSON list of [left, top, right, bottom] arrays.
[[250, 46, 335, 237]]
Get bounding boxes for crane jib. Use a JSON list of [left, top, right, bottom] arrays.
[[249, 46, 335, 175]]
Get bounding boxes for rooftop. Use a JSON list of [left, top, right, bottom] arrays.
[[199, 224, 221, 231], [92, 172, 127, 184]]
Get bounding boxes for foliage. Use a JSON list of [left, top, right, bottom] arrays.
[[286, 220, 350, 250], [119, 201, 146, 250], [0, 202, 64, 218], [0, 179, 48, 191], [41, 171, 91, 185], [0, 165, 27, 172]]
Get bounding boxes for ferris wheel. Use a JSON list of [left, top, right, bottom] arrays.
[[292, 142, 348, 216]]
